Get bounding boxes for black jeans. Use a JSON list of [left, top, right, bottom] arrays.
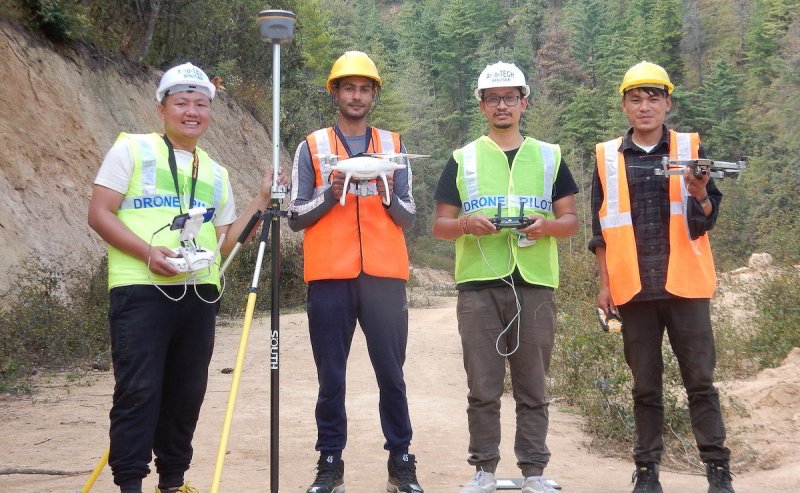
[[108, 284, 217, 490], [619, 298, 730, 464]]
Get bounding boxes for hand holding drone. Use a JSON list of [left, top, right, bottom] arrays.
[[655, 156, 747, 180], [318, 152, 429, 206]]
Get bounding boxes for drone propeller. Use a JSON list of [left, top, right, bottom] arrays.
[[363, 152, 431, 160], [314, 153, 341, 160]]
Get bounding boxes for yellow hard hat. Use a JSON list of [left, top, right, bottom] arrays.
[[619, 61, 674, 95], [326, 51, 382, 93]]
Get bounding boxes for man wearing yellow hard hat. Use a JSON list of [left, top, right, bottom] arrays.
[[589, 61, 734, 493], [288, 51, 422, 493]]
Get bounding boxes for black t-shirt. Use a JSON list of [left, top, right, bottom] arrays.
[[434, 147, 579, 290]]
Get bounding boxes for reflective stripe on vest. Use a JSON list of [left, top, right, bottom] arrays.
[[107, 132, 228, 289], [303, 127, 409, 282], [454, 136, 561, 287], [666, 130, 716, 298], [596, 131, 715, 305]]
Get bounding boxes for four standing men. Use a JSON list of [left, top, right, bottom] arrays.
[[88, 53, 737, 492], [590, 61, 734, 493], [433, 62, 579, 493], [288, 51, 423, 493]]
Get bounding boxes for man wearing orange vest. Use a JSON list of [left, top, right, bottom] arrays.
[[589, 61, 734, 493], [288, 51, 422, 493]]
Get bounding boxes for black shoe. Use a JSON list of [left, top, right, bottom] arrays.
[[630, 463, 663, 492], [706, 461, 735, 493], [387, 453, 424, 493], [307, 455, 345, 493]]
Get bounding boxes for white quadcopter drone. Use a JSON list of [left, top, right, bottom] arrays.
[[317, 152, 430, 206]]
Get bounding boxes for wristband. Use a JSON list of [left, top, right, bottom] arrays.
[[698, 196, 709, 207], [458, 215, 469, 235]]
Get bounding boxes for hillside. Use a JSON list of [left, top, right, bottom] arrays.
[[0, 20, 285, 291]]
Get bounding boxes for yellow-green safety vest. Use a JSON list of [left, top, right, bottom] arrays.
[[454, 136, 561, 287], [107, 132, 229, 289]]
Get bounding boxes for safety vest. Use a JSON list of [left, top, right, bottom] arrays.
[[108, 132, 228, 289], [595, 130, 716, 305], [453, 136, 561, 287], [303, 127, 409, 282]]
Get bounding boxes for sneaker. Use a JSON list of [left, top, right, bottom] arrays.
[[156, 483, 199, 493], [706, 461, 735, 493], [458, 469, 497, 493], [522, 476, 557, 493], [631, 463, 663, 492], [387, 453, 424, 493], [307, 455, 345, 493]]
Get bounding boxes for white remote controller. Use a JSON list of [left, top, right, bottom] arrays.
[[165, 234, 226, 273]]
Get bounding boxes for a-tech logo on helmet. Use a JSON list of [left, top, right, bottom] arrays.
[[486, 68, 516, 84]]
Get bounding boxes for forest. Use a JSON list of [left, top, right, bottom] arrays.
[[2, 0, 800, 458], [7, 0, 799, 271]]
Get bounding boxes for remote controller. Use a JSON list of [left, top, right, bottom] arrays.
[[488, 203, 534, 230]]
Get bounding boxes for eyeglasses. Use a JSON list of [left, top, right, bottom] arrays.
[[483, 94, 521, 107]]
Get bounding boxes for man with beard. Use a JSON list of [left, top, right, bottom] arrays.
[[288, 51, 423, 493], [433, 62, 578, 493]]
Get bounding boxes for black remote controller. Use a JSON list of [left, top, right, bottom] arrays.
[[488, 203, 533, 230]]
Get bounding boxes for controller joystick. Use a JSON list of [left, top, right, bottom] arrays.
[[489, 203, 534, 230]]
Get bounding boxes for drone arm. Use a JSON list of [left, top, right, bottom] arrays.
[[339, 172, 353, 206], [378, 172, 392, 206]]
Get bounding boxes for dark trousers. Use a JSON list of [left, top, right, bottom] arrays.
[[307, 273, 412, 455], [108, 285, 217, 490], [619, 298, 730, 464]]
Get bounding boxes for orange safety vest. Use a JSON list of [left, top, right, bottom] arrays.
[[303, 127, 409, 282], [596, 130, 716, 305]]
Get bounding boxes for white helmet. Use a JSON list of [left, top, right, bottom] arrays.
[[474, 61, 530, 101], [156, 62, 216, 102]]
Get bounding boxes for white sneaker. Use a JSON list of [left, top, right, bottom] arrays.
[[522, 475, 557, 493], [459, 469, 497, 493]]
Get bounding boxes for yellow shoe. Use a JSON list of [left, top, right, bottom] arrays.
[[155, 482, 199, 493]]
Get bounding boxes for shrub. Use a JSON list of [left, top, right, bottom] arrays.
[[22, 0, 89, 42], [749, 268, 800, 369], [218, 231, 307, 318], [0, 258, 109, 393]]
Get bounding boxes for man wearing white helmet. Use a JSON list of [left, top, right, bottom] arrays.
[[433, 62, 579, 493], [590, 61, 732, 493], [88, 62, 284, 493]]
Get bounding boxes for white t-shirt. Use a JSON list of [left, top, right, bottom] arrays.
[[94, 138, 237, 226]]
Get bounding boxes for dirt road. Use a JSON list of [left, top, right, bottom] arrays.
[[1, 298, 797, 492]]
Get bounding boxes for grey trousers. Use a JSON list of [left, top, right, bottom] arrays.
[[619, 298, 731, 465], [457, 285, 556, 477]]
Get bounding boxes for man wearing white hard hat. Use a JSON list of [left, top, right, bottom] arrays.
[[433, 62, 579, 492], [88, 62, 284, 493]]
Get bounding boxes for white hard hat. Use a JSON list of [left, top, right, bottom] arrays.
[[474, 61, 530, 101], [156, 62, 216, 102]]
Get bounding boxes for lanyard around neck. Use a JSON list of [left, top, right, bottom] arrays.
[[333, 124, 372, 157], [162, 134, 198, 215]]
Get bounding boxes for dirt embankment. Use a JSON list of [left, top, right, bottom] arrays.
[[0, 21, 285, 292]]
